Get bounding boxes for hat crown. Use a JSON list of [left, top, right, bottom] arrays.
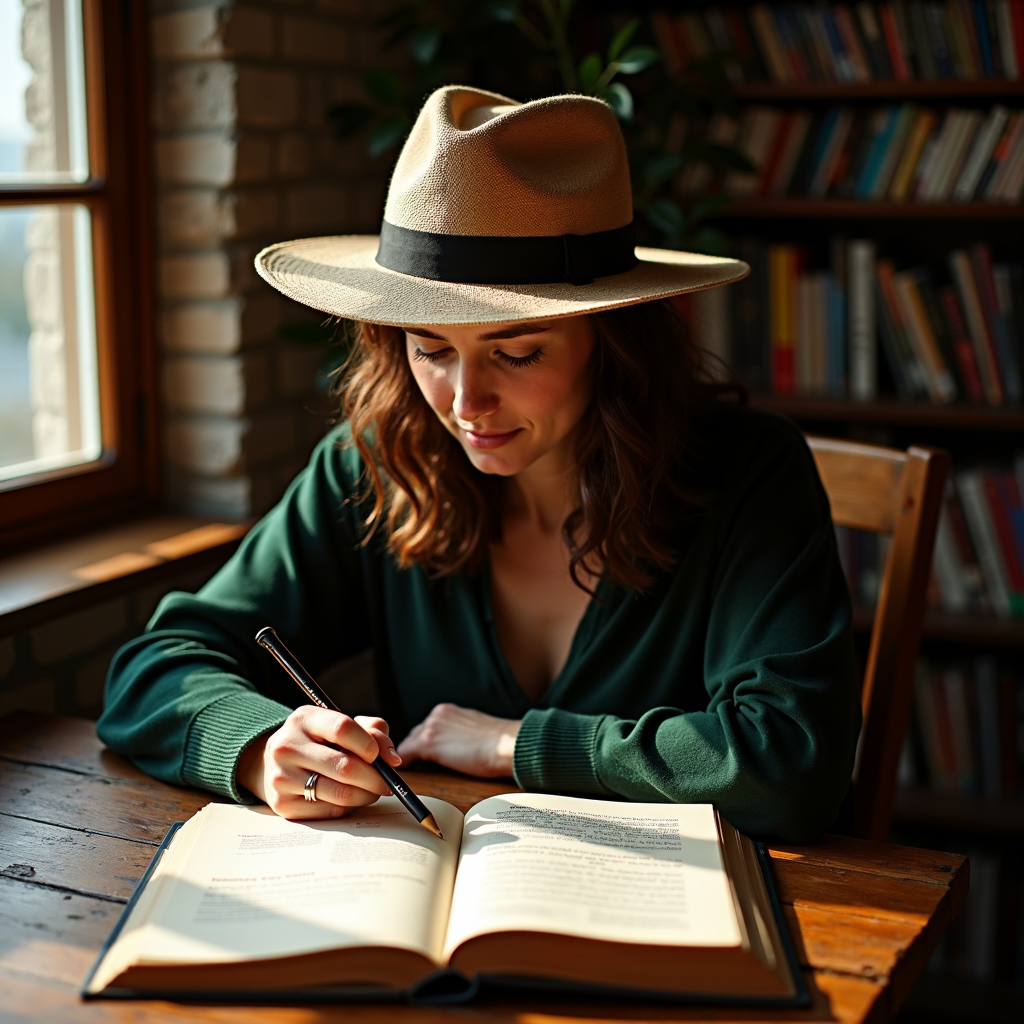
[[383, 86, 634, 238]]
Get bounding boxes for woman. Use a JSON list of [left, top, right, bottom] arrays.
[[98, 87, 860, 843]]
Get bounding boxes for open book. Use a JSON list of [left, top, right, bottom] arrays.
[[84, 792, 802, 1004]]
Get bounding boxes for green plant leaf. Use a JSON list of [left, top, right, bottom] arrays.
[[577, 52, 602, 92], [486, 0, 519, 22], [615, 45, 660, 75], [409, 23, 442, 64], [688, 226, 731, 256], [362, 68, 403, 107], [607, 17, 639, 61], [688, 194, 731, 222], [644, 198, 686, 242], [368, 115, 410, 156], [601, 82, 633, 120], [328, 103, 373, 139], [641, 153, 685, 189]]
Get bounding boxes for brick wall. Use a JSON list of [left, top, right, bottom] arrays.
[[0, 1, 393, 722], [152, 0, 391, 519]]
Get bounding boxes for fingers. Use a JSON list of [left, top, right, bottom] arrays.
[[355, 716, 402, 767], [303, 707, 381, 763]]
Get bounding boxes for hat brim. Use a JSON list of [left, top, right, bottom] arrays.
[[255, 236, 749, 326]]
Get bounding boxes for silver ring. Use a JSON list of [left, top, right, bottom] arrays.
[[303, 771, 319, 802]]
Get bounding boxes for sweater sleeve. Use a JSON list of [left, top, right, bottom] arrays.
[[513, 422, 862, 843], [96, 427, 373, 802]]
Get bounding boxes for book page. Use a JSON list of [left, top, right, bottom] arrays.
[[443, 794, 741, 958], [99, 797, 463, 978]]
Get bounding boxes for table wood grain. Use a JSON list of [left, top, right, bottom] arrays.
[[0, 711, 968, 1024]]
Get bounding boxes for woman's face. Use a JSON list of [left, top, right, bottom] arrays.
[[404, 315, 596, 477]]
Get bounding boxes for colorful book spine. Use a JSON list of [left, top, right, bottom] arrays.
[[769, 245, 799, 394]]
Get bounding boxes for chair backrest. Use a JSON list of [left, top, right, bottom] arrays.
[[806, 436, 949, 841]]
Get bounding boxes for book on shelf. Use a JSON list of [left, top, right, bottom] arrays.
[[678, 101, 1024, 204], [650, 2, 1024, 84], [701, 236, 1024, 408], [907, 654, 1023, 800], [83, 793, 803, 1004]]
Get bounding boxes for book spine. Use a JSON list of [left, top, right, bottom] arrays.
[[940, 284, 986, 401], [750, 4, 793, 81], [769, 245, 797, 395], [988, 0, 1007, 74], [944, 667, 978, 793], [972, 0, 998, 74], [858, 1, 896, 76], [971, 244, 1020, 402], [835, 4, 873, 79], [975, 656, 1003, 799], [909, 0, 940, 77], [1002, 469, 1024, 571], [958, 0, 986, 75], [932, 502, 971, 611], [1011, 0, 1024, 78], [991, 264, 1024, 404], [949, 249, 1005, 404], [890, 108, 938, 199], [881, 2, 915, 77], [952, 104, 1010, 200], [877, 258, 930, 394], [925, 0, 957, 76], [914, 661, 948, 789], [946, 480, 993, 612], [987, 473, 1024, 608], [810, 107, 856, 196], [856, 107, 899, 196], [956, 469, 1014, 618], [649, 13, 685, 77], [996, 0, 1020, 75], [998, 671, 1019, 795], [894, 270, 958, 402]]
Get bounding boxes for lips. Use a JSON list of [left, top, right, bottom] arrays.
[[463, 427, 522, 450]]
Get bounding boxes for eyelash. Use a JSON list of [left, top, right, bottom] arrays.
[[412, 347, 543, 368]]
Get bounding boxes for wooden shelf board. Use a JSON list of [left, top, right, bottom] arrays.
[[893, 787, 1024, 835], [750, 394, 1024, 431], [734, 79, 1024, 100], [851, 606, 1024, 647], [712, 198, 1023, 219]]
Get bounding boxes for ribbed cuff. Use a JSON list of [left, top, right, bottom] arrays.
[[181, 692, 291, 803], [512, 708, 609, 795]]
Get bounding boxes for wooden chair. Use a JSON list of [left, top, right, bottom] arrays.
[[806, 436, 949, 841]]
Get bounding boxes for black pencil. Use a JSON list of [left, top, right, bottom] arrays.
[[255, 626, 443, 839]]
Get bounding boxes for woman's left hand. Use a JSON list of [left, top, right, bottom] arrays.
[[396, 704, 521, 778]]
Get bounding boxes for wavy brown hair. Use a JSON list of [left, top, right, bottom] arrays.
[[335, 298, 741, 593]]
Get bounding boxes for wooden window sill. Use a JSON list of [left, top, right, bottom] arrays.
[[0, 513, 250, 637]]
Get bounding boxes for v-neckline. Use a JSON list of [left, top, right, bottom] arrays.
[[479, 557, 606, 711]]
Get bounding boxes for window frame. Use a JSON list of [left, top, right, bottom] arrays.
[[0, 0, 158, 551]]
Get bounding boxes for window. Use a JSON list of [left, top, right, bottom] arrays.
[[0, 0, 156, 548]]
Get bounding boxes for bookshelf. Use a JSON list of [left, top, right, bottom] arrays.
[[637, 2, 1024, 1016]]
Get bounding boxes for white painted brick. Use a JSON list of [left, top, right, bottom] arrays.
[[235, 135, 273, 183], [155, 133, 235, 186], [235, 188, 282, 237], [151, 7, 225, 60], [160, 252, 231, 299], [224, 7, 275, 57], [236, 68, 299, 128], [160, 189, 237, 246], [276, 133, 309, 177], [161, 299, 242, 354], [286, 183, 351, 231], [162, 351, 271, 414], [282, 16, 351, 62], [166, 415, 247, 475], [155, 62, 237, 131], [30, 600, 128, 665]]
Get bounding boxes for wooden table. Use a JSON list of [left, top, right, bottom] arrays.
[[0, 712, 968, 1024]]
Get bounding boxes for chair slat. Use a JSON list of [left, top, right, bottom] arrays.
[[807, 438, 906, 533]]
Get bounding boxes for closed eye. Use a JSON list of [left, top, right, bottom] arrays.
[[497, 349, 542, 368], [412, 347, 452, 363]]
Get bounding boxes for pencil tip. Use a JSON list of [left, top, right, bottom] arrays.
[[421, 814, 443, 840]]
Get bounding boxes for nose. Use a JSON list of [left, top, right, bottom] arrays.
[[452, 360, 498, 423]]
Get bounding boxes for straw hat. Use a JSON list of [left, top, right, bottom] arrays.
[[255, 85, 748, 326]]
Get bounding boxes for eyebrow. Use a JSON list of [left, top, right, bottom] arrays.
[[404, 324, 552, 342]]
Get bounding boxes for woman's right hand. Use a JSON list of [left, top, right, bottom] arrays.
[[235, 706, 402, 820]]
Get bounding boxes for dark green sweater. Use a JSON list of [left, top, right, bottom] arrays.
[[98, 406, 860, 842]]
